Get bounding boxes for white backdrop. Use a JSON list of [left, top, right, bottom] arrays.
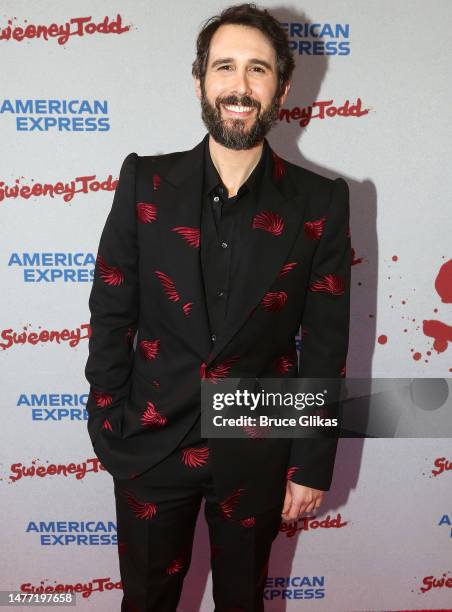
[[1, 1, 451, 611]]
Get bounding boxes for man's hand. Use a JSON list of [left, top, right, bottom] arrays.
[[281, 480, 324, 520]]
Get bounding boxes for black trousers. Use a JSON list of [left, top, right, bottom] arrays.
[[113, 420, 284, 612]]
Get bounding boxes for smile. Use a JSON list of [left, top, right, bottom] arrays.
[[222, 104, 255, 116]]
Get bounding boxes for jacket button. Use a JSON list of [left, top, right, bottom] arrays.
[[211, 334, 217, 342], [221, 242, 228, 248]]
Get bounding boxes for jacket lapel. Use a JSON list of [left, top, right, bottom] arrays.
[[160, 134, 307, 366], [158, 134, 213, 360]]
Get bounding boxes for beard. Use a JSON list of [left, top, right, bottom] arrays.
[[200, 82, 280, 150]]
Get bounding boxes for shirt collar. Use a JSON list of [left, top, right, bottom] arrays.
[[203, 135, 269, 199]]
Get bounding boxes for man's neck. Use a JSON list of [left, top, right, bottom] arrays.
[[208, 134, 264, 197]]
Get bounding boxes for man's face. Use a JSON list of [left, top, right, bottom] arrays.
[[194, 23, 290, 150]]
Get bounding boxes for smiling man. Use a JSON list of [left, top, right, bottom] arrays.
[[85, 3, 351, 611]]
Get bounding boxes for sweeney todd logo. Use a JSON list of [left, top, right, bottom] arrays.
[[0, 14, 130, 45], [0, 323, 91, 350]]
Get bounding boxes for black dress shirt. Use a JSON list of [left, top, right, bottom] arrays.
[[200, 138, 268, 345]]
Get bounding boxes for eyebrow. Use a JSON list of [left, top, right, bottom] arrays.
[[210, 57, 273, 70]]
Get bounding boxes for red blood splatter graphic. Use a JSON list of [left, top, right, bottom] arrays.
[[413, 352, 422, 361], [423, 320, 452, 353], [435, 259, 452, 303], [351, 248, 364, 266], [392, 255, 398, 262], [378, 335, 387, 345]]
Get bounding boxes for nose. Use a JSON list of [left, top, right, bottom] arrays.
[[231, 68, 252, 98]]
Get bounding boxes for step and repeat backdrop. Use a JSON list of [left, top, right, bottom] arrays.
[[1, 1, 451, 611]]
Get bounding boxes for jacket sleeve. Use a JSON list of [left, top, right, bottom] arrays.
[[84, 152, 139, 446], [288, 177, 352, 489]]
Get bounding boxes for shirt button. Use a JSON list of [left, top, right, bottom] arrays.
[[217, 290, 224, 297], [211, 334, 217, 342], [221, 242, 228, 248], [213, 196, 220, 202]]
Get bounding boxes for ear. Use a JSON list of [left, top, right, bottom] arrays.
[[278, 80, 291, 106], [193, 75, 202, 100]]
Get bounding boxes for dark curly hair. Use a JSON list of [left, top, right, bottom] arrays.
[[192, 3, 295, 98]]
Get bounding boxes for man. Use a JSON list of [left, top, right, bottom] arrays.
[[85, 3, 351, 611]]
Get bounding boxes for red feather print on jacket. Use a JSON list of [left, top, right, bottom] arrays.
[[96, 255, 124, 286], [286, 466, 299, 480], [155, 270, 180, 301], [240, 516, 256, 528], [171, 226, 200, 248], [181, 445, 210, 467], [199, 356, 240, 383], [274, 352, 296, 374], [182, 302, 193, 316], [139, 339, 160, 360], [252, 211, 284, 236], [304, 216, 326, 240], [278, 261, 297, 277], [261, 290, 288, 312], [166, 557, 185, 575], [141, 400, 167, 428], [91, 389, 113, 408], [310, 273, 345, 296], [219, 487, 245, 519], [102, 417, 112, 431], [136, 202, 157, 223], [153, 173, 161, 191], [124, 490, 157, 519], [271, 150, 286, 182], [242, 424, 266, 440]]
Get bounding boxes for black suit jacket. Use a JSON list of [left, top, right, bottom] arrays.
[[85, 133, 351, 520]]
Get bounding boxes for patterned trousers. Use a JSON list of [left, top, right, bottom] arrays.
[[112, 420, 284, 612]]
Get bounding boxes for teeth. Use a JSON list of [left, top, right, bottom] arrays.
[[224, 104, 253, 113]]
